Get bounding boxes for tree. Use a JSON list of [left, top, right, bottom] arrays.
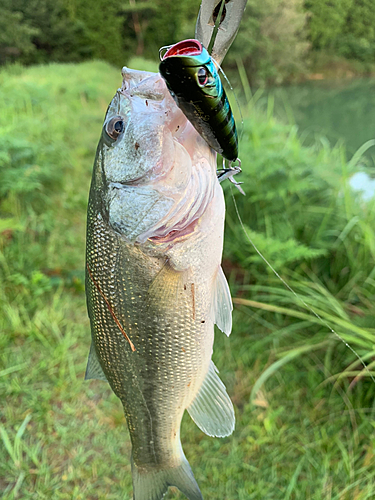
[[305, 0, 353, 51], [69, 0, 127, 66], [0, 0, 90, 65], [0, 1, 38, 64], [228, 0, 309, 85], [338, 0, 375, 61], [119, 0, 200, 60]]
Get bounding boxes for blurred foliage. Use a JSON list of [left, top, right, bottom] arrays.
[[305, 0, 353, 51], [307, 0, 375, 64], [2, 0, 375, 83], [0, 2, 37, 65], [227, 0, 310, 85], [222, 82, 375, 374], [126, 0, 202, 60], [67, 0, 130, 65], [1, 0, 90, 64], [0, 61, 117, 303], [0, 0, 201, 67]]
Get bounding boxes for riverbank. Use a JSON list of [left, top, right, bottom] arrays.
[[304, 53, 375, 82]]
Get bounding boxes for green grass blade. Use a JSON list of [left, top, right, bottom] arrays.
[[0, 425, 16, 465], [0, 363, 28, 378], [250, 343, 326, 403]]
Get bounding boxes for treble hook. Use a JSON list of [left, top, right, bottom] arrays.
[[217, 159, 245, 195]]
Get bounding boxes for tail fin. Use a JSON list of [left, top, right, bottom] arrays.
[[131, 455, 203, 500]]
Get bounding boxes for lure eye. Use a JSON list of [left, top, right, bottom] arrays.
[[106, 116, 125, 140], [197, 67, 208, 87]]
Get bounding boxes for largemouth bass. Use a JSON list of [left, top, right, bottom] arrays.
[[85, 67, 235, 500]]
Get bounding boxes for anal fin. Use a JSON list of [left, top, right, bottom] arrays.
[[187, 361, 235, 438], [84, 343, 108, 382]]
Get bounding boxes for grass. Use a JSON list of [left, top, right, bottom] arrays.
[[1, 60, 375, 499]]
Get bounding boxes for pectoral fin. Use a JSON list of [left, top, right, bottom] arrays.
[[187, 361, 235, 437], [85, 343, 108, 382], [212, 266, 233, 336], [146, 259, 184, 310]]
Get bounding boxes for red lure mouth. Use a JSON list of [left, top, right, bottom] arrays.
[[163, 39, 203, 59]]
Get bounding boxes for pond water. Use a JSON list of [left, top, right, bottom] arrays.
[[258, 78, 375, 200]]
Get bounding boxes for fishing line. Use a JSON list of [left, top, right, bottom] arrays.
[[229, 186, 375, 385]]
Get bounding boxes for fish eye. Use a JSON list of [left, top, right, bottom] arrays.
[[197, 67, 208, 87], [106, 116, 125, 140]]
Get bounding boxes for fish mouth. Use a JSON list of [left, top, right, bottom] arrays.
[[120, 68, 165, 100], [162, 39, 203, 59]]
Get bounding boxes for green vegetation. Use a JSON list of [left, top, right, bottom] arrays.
[[228, 0, 310, 85], [3, 0, 375, 83], [1, 61, 375, 499], [306, 0, 375, 61], [0, 0, 201, 67]]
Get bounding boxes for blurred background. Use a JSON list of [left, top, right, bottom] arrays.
[[1, 1, 375, 499]]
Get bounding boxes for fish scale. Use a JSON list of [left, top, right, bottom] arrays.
[[87, 176, 210, 466], [85, 68, 234, 500]]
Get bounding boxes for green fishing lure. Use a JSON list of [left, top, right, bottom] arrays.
[[159, 39, 238, 163]]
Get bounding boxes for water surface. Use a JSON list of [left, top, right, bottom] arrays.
[[262, 78, 375, 163], [260, 77, 375, 199]]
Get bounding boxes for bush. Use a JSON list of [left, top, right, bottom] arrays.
[[335, 34, 375, 61], [0, 5, 37, 64], [305, 0, 352, 51]]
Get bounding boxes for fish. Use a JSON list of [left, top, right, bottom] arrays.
[[159, 38, 238, 163], [85, 66, 235, 500]]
